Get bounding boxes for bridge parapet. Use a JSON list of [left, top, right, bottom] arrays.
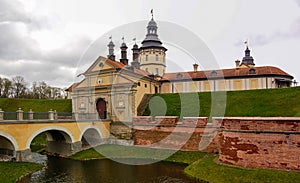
[[0, 108, 109, 122]]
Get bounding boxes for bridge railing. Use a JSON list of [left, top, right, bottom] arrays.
[[0, 108, 106, 122]]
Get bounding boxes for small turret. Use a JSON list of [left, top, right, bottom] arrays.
[[107, 36, 115, 61], [120, 37, 128, 65], [131, 41, 140, 69]]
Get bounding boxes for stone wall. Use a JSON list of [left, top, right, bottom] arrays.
[[133, 116, 219, 152], [217, 117, 300, 171]]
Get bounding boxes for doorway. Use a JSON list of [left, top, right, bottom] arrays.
[[96, 98, 107, 119]]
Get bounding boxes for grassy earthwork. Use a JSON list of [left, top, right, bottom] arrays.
[[144, 87, 300, 117], [0, 98, 71, 112]]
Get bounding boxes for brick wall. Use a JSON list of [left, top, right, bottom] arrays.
[[133, 116, 219, 152], [217, 117, 300, 171]]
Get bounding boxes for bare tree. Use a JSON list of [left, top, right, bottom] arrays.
[[12, 76, 27, 98], [0, 77, 12, 98]]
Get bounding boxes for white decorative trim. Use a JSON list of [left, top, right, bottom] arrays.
[[0, 131, 19, 150], [26, 126, 75, 149]]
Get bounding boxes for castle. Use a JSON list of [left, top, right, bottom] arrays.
[[67, 13, 293, 123]]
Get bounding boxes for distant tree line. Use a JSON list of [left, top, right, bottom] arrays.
[[0, 76, 67, 99]]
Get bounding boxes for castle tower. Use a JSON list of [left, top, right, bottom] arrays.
[[139, 10, 167, 76]]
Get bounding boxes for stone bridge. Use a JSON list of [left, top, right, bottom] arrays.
[[0, 115, 110, 161]]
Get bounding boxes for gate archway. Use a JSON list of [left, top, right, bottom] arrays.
[[96, 98, 107, 119]]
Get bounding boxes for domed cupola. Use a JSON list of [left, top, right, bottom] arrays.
[[139, 10, 167, 76]]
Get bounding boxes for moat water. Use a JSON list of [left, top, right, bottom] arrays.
[[19, 153, 203, 183]]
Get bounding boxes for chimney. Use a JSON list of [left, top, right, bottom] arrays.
[[120, 41, 128, 65], [193, 63, 199, 72], [235, 60, 240, 68]]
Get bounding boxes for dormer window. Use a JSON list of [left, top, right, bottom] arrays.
[[249, 68, 256, 74], [211, 71, 217, 77], [176, 73, 183, 79]]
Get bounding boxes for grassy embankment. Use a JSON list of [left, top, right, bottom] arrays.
[[0, 162, 43, 183], [143, 87, 300, 117], [0, 98, 72, 112], [70, 144, 300, 183]]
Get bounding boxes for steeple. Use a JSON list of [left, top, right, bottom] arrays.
[[120, 37, 128, 65], [107, 36, 115, 61], [140, 10, 167, 51], [240, 41, 255, 67]]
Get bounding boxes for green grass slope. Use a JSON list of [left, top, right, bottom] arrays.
[[0, 98, 72, 112], [144, 87, 300, 117]]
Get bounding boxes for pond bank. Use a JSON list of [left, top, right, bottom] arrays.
[[70, 144, 300, 183]]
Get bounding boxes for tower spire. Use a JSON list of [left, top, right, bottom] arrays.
[[241, 41, 255, 67]]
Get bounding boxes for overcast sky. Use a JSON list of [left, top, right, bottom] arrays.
[[1, 0, 300, 88]]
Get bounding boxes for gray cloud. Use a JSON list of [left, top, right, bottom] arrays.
[[0, 0, 95, 87], [0, 0, 31, 23]]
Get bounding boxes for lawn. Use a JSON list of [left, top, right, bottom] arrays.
[[0, 162, 43, 183], [185, 155, 300, 183]]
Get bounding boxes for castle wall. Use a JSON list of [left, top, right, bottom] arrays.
[[133, 116, 219, 152], [217, 117, 300, 171], [133, 116, 300, 171]]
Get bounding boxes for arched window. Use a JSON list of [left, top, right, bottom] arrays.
[[146, 55, 148, 61]]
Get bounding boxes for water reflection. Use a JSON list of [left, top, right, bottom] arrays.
[[22, 155, 203, 183]]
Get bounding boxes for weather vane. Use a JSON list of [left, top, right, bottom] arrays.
[[244, 39, 249, 47], [133, 37, 136, 44], [151, 9, 153, 18], [109, 36, 112, 41], [122, 36, 125, 43]]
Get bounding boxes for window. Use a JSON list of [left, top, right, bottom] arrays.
[[145, 84, 147, 88], [145, 68, 148, 73], [138, 82, 141, 86], [97, 78, 103, 84], [146, 55, 148, 61], [155, 54, 159, 61], [99, 62, 104, 68], [155, 68, 159, 75]]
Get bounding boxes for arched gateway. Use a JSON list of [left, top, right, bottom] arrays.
[[96, 98, 107, 119]]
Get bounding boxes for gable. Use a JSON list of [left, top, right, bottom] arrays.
[[83, 56, 121, 75]]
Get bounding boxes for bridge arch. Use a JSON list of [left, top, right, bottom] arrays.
[[26, 126, 75, 149], [0, 131, 18, 151], [80, 126, 103, 148]]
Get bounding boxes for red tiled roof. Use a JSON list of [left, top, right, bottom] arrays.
[[65, 82, 79, 92], [161, 66, 293, 81], [83, 56, 150, 78]]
